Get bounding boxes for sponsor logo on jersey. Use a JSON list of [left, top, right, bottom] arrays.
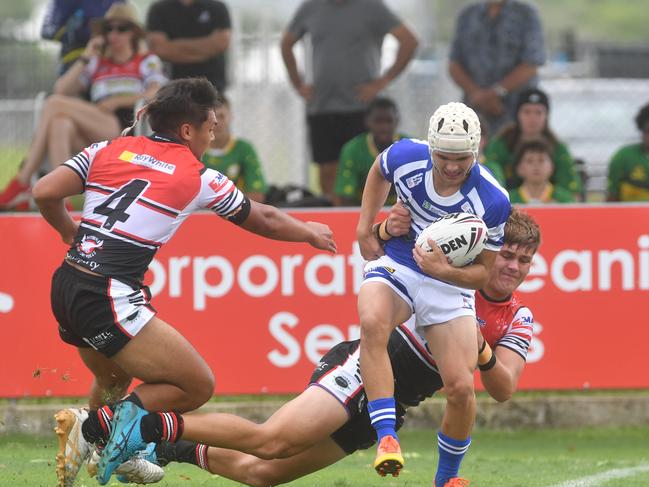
[[118, 151, 176, 175], [77, 235, 104, 258], [406, 173, 423, 188], [334, 376, 349, 389], [208, 172, 228, 192]]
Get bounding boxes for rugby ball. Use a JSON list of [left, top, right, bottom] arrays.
[[415, 212, 488, 267]]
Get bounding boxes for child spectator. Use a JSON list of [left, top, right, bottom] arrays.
[[484, 88, 582, 197], [333, 97, 408, 206], [607, 102, 649, 201], [202, 96, 267, 203], [509, 139, 574, 204]]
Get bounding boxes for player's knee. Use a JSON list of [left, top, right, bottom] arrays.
[[190, 370, 216, 407], [254, 438, 302, 460], [360, 314, 394, 344], [443, 377, 475, 407], [245, 460, 291, 486], [43, 94, 70, 114]]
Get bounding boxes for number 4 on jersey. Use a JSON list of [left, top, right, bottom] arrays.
[[94, 179, 150, 230]]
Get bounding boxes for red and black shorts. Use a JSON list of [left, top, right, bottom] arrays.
[[309, 339, 406, 454], [51, 262, 156, 358]]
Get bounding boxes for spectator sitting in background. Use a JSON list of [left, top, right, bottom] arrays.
[[449, 0, 546, 136], [202, 96, 267, 203], [41, 0, 125, 75], [281, 0, 418, 202], [607, 102, 649, 202], [146, 0, 231, 93], [484, 88, 583, 198], [333, 97, 409, 206], [509, 139, 574, 204], [0, 3, 166, 210], [477, 115, 506, 186]]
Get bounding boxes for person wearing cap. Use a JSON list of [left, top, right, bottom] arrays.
[[41, 0, 126, 75], [355, 102, 510, 485], [449, 0, 546, 136], [484, 87, 583, 197], [0, 2, 167, 210]]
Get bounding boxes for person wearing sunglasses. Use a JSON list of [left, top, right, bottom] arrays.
[[0, 3, 167, 210]]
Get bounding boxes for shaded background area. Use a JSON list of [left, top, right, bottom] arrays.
[[0, 0, 648, 198]]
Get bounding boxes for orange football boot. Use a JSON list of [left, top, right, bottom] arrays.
[[373, 435, 404, 477]]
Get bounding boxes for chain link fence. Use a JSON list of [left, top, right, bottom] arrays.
[[1, 2, 648, 199]]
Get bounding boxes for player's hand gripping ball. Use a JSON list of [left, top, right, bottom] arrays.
[[415, 212, 488, 267]]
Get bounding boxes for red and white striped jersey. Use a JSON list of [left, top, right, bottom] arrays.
[[81, 52, 167, 103], [396, 290, 534, 370], [64, 134, 246, 283], [475, 290, 534, 360]]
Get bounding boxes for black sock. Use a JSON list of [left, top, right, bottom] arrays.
[[81, 405, 114, 446], [141, 411, 184, 443], [155, 441, 209, 471]]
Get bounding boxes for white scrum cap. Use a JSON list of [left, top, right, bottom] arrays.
[[428, 102, 481, 159]]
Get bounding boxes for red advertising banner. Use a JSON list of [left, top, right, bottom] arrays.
[[1, 205, 648, 397]]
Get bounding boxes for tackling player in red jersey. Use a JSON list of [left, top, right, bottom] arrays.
[[99, 208, 540, 487], [32, 77, 337, 487]]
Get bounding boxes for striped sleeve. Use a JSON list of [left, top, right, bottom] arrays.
[[496, 306, 534, 360], [63, 141, 108, 184], [199, 168, 246, 217]]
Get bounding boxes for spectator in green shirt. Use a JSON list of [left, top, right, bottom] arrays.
[[607, 102, 649, 202], [509, 139, 574, 204], [484, 88, 582, 198], [202, 96, 267, 202], [333, 97, 408, 206]]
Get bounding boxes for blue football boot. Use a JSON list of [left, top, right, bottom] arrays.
[[97, 401, 148, 485]]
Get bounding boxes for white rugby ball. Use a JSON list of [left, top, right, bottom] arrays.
[[416, 212, 488, 267]]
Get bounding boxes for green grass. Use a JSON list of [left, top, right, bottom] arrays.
[[2, 427, 649, 486]]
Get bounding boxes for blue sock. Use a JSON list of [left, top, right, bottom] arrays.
[[435, 431, 471, 486], [367, 397, 398, 442]]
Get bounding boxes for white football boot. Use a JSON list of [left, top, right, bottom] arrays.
[[54, 408, 92, 487]]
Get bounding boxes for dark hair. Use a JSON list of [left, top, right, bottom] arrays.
[[504, 208, 542, 252], [365, 97, 398, 118], [146, 78, 221, 134], [513, 138, 552, 168], [635, 102, 649, 131]]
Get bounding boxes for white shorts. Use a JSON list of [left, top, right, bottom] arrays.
[[362, 255, 476, 328]]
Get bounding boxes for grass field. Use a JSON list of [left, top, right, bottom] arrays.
[[2, 426, 649, 486]]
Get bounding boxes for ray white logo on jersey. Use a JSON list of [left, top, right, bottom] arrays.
[[118, 150, 176, 175]]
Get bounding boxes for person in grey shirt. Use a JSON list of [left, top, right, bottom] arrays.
[[281, 0, 418, 202], [449, 0, 546, 136]]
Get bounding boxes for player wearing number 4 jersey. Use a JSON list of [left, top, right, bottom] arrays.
[[32, 77, 336, 487], [95, 208, 540, 487]]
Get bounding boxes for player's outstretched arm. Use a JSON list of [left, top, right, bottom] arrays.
[[239, 200, 337, 253], [33, 165, 83, 245], [477, 332, 526, 402]]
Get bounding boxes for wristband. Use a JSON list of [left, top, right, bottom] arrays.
[[78, 56, 91, 65], [378, 219, 393, 241], [479, 352, 497, 371], [478, 341, 492, 365], [373, 223, 389, 245]]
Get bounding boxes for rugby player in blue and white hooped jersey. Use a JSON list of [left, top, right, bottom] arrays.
[[356, 102, 510, 485]]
